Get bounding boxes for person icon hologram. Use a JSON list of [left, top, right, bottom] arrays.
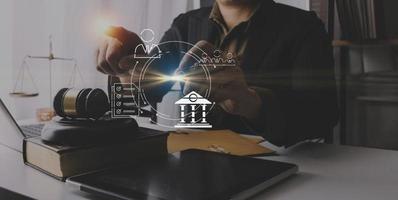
[[226, 52, 236, 66], [212, 49, 222, 64], [134, 29, 162, 59]]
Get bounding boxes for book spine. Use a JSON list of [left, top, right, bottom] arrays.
[[367, 0, 376, 39], [355, 0, 364, 40], [336, 0, 351, 39], [361, 0, 369, 39], [374, 0, 386, 39], [351, 0, 362, 40]]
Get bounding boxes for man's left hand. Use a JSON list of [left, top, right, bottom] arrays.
[[183, 66, 262, 120]]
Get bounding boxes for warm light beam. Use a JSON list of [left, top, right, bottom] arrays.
[[95, 18, 112, 36]]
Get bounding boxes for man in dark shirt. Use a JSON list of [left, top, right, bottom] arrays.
[[97, 0, 339, 147]]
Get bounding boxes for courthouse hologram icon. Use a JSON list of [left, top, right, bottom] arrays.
[[174, 91, 212, 128]]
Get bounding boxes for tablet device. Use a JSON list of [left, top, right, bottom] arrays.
[[67, 149, 298, 200]]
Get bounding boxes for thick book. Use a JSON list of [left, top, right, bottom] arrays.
[[23, 127, 168, 181]]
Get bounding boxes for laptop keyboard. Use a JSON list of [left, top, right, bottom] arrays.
[[20, 124, 44, 137]]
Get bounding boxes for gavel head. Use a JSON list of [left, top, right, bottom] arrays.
[[53, 88, 109, 119]]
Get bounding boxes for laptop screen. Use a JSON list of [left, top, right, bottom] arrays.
[[0, 99, 25, 152]]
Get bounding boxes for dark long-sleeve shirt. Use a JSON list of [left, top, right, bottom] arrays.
[[112, 0, 339, 147]]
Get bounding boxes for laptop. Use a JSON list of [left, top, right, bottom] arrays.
[[67, 149, 298, 200], [0, 98, 44, 152]]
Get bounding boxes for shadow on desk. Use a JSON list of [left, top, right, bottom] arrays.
[[69, 189, 109, 200], [250, 172, 316, 200], [0, 187, 34, 200]]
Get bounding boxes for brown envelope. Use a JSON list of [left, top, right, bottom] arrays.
[[167, 129, 274, 156]]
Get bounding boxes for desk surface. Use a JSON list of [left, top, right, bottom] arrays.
[[1, 118, 398, 200]]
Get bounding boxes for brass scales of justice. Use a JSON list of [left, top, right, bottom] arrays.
[[10, 35, 84, 105]]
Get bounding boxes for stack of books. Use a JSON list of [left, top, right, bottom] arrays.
[[336, 0, 398, 40]]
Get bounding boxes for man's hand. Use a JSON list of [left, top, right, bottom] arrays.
[[185, 66, 262, 120], [177, 41, 262, 120], [96, 26, 144, 83]]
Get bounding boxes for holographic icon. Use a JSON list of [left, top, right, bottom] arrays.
[[198, 49, 236, 68], [174, 91, 213, 129], [134, 28, 162, 59]]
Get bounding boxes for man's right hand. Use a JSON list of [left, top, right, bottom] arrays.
[[96, 26, 144, 82]]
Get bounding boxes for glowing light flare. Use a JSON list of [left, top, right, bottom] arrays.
[[160, 74, 186, 82], [95, 18, 113, 36]]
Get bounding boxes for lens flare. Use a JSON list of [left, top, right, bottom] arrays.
[[95, 18, 112, 36], [161, 75, 186, 82]]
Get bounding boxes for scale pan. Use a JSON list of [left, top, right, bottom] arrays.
[[9, 92, 39, 97]]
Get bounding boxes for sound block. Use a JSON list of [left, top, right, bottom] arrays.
[[41, 115, 139, 146]]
